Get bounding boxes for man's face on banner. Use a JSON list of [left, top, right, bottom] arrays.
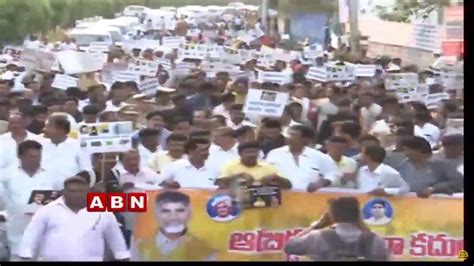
[[156, 202, 191, 234], [371, 203, 385, 218], [216, 201, 231, 218]]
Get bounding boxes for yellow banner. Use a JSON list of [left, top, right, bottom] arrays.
[[133, 190, 464, 261]]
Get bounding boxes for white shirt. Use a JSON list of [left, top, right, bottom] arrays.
[[207, 143, 239, 173], [360, 103, 383, 132], [357, 163, 410, 195], [212, 104, 230, 119], [41, 138, 92, 188], [59, 43, 78, 51], [160, 159, 219, 189], [316, 99, 338, 130], [0, 131, 42, 170], [282, 120, 301, 138], [414, 122, 441, 148], [105, 100, 125, 112], [138, 144, 157, 168], [19, 197, 130, 261], [364, 216, 392, 226], [118, 166, 162, 187], [226, 119, 256, 129], [0, 167, 54, 254], [266, 146, 341, 191]]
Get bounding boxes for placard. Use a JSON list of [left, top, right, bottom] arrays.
[[88, 42, 110, 53], [173, 62, 196, 76], [445, 118, 464, 136], [178, 44, 208, 60], [384, 73, 419, 92], [57, 50, 104, 74], [303, 43, 324, 59], [424, 92, 450, 109], [139, 77, 160, 94], [162, 36, 186, 48], [112, 71, 141, 83], [128, 58, 159, 77], [78, 122, 134, 154], [355, 64, 377, 77], [306, 67, 329, 82], [36, 51, 57, 72], [18, 49, 37, 69], [2, 46, 22, 61], [156, 58, 172, 70], [51, 74, 79, 90], [258, 71, 291, 85], [243, 89, 290, 117]]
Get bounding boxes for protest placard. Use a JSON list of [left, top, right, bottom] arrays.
[[18, 49, 37, 69], [354, 64, 377, 77], [112, 71, 141, 83], [162, 36, 185, 48], [2, 46, 23, 61], [173, 62, 196, 76], [57, 50, 104, 74], [155, 58, 172, 70], [128, 58, 159, 77], [51, 74, 78, 90], [424, 92, 450, 109], [78, 121, 134, 154], [36, 51, 57, 72], [306, 66, 329, 82], [88, 42, 110, 53], [139, 77, 160, 94], [384, 73, 419, 92], [243, 89, 289, 117], [258, 71, 291, 85], [445, 118, 464, 136], [303, 43, 324, 59]]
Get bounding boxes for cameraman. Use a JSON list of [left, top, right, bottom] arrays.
[[284, 197, 389, 261]]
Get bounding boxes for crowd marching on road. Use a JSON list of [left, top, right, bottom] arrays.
[[0, 1, 464, 262]]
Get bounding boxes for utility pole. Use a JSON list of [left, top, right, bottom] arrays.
[[348, 0, 360, 56]]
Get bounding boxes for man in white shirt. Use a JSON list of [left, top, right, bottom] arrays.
[[226, 104, 256, 129], [117, 149, 162, 189], [267, 125, 341, 192], [414, 110, 441, 149], [212, 92, 234, 120], [41, 115, 92, 188], [137, 129, 160, 167], [357, 145, 410, 196], [0, 113, 42, 169], [359, 92, 383, 133], [19, 177, 130, 261], [0, 140, 55, 261], [207, 127, 239, 172], [160, 138, 219, 189]]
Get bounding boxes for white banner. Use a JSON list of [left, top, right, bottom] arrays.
[[306, 67, 329, 82], [384, 73, 419, 92], [354, 64, 377, 77], [156, 58, 172, 70], [112, 71, 141, 83], [243, 89, 289, 117], [51, 74, 78, 90], [78, 122, 134, 154], [303, 43, 324, 59], [424, 92, 450, 109], [412, 22, 442, 52]]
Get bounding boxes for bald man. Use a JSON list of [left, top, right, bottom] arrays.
[[207, 127, 239, 172]]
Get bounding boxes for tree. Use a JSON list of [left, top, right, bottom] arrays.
[[375, 0, 452, 22]]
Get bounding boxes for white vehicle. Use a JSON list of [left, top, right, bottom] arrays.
[[123, 5, 149, 17], [160, 6, 177, 13], [228, 2, 245, 8], [68, 28, 113, 49]]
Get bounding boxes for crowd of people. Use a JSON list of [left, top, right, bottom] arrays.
[[0, 4, 464, 262]]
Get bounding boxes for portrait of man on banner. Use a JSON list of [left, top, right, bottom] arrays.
[[131, 191, 217, 261]]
